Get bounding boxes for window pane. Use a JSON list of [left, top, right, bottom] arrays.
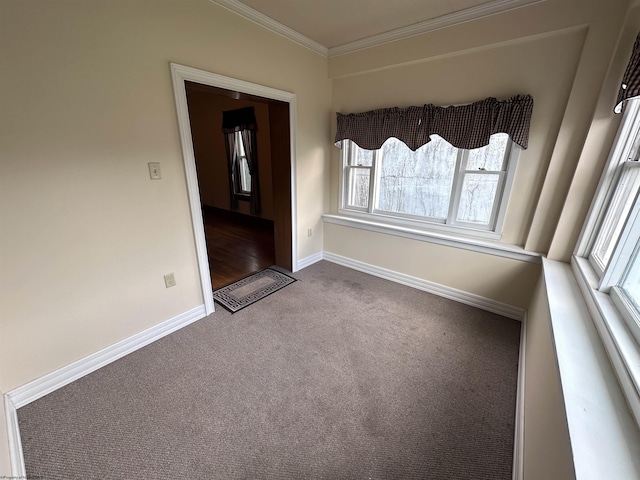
[[619, 242, 640, 344], [235, 131, 246, 157], [593, 165, 640, 269], [456, 173, 500, 225], [239, 157, 251, 193], [376, 136, 457, 218], [347, 167, 370, 208], [621, 245, 640, 308], [467, 133, 509, 171], [348, 143, 374, 166]]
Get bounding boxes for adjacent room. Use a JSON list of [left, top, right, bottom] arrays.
[[184, 81, 290, 288], [1, 0, 639, 478]]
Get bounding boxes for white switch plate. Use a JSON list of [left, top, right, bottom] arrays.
[[164, 273, 176, 288], [148, 162, 161, 180]]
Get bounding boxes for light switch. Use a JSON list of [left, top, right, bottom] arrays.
[[148, 162, 161, 180]]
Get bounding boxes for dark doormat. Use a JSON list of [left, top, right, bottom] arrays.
[[213, 267, 296, 313]]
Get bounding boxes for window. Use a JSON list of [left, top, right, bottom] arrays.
[[575, 98, 640, 426], [339, 133, 520, 237], [585, 99, 640, 336], [222, 106, 261, 215], [233, 130, 251, 196]]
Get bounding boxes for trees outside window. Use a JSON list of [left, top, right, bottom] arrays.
[[340, 133, 519, 235]]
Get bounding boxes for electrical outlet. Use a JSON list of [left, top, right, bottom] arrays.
[[148, 162, 161, 180], [307, 228, 312, 237], [164, 273, 176, 288]]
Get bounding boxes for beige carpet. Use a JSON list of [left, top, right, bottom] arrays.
[[17, 261, 521, 479]]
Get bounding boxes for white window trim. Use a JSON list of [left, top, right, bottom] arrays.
[[599, 181, 640, 292], [572, 98, 640, 431], [322, 213, 542, 263], [337, 137, 521, 241], [543, 258, 640, 480], [578, 100, 640, 262], [571, 256, 640, 426]]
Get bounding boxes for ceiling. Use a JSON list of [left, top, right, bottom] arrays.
[[211, 0, 542, 56]]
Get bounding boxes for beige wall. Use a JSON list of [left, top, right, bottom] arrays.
[[326, 5, 633, 477], [0, 0, 331, 394], [325, 224, 539, 309], [523, 274, 576, 480], [186, 89, 275, 219], [549, 5, 640, 260], [524, 7, 640, 478], [331, 27, 586, 248], [1, 0, 637, 476], [325, 0, 631, 308]]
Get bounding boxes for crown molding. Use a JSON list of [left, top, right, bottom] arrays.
[[328, 0, 546, 56], [210, 0, 544, 58], [210, 0, 328, 56]]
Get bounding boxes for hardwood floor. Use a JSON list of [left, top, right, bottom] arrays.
[[203, 206, 275, 289]]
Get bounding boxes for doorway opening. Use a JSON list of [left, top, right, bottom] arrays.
[[170, 64, 297, 314], [200, 206, 275, 289]]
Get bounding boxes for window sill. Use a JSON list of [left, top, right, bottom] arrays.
[[570, 256, 640, 426], [322, 213, 542, 263], [338, 208, 504, 240], [542, 257, 640, 480]]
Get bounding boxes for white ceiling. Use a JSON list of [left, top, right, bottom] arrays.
[[211, 0, 542, 56]]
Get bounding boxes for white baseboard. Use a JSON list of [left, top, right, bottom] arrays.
[[4, 304, 207, 475], [296, 251, 324, 270], [4, 395, 24, 478], [322, 251, 526, 477], [7, 305, 207, 409], [4, 254, 527, 476], [323, 252, 526, 321], [513, 313, 527, 480]]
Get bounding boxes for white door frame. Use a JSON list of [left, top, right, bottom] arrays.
[[170, 63, 298, 315]]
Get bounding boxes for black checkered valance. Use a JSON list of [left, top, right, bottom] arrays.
[[615, 31, 640, 114], [335, 94, 534, 151]]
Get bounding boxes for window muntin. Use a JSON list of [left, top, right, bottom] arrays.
[[346, 167, 370, 209], [591, 164, 640, 274], [588, 98, 640, 290], [340, 133, 517, 235]]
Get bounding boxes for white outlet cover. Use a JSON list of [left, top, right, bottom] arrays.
[[164, 273, 176, 288]]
